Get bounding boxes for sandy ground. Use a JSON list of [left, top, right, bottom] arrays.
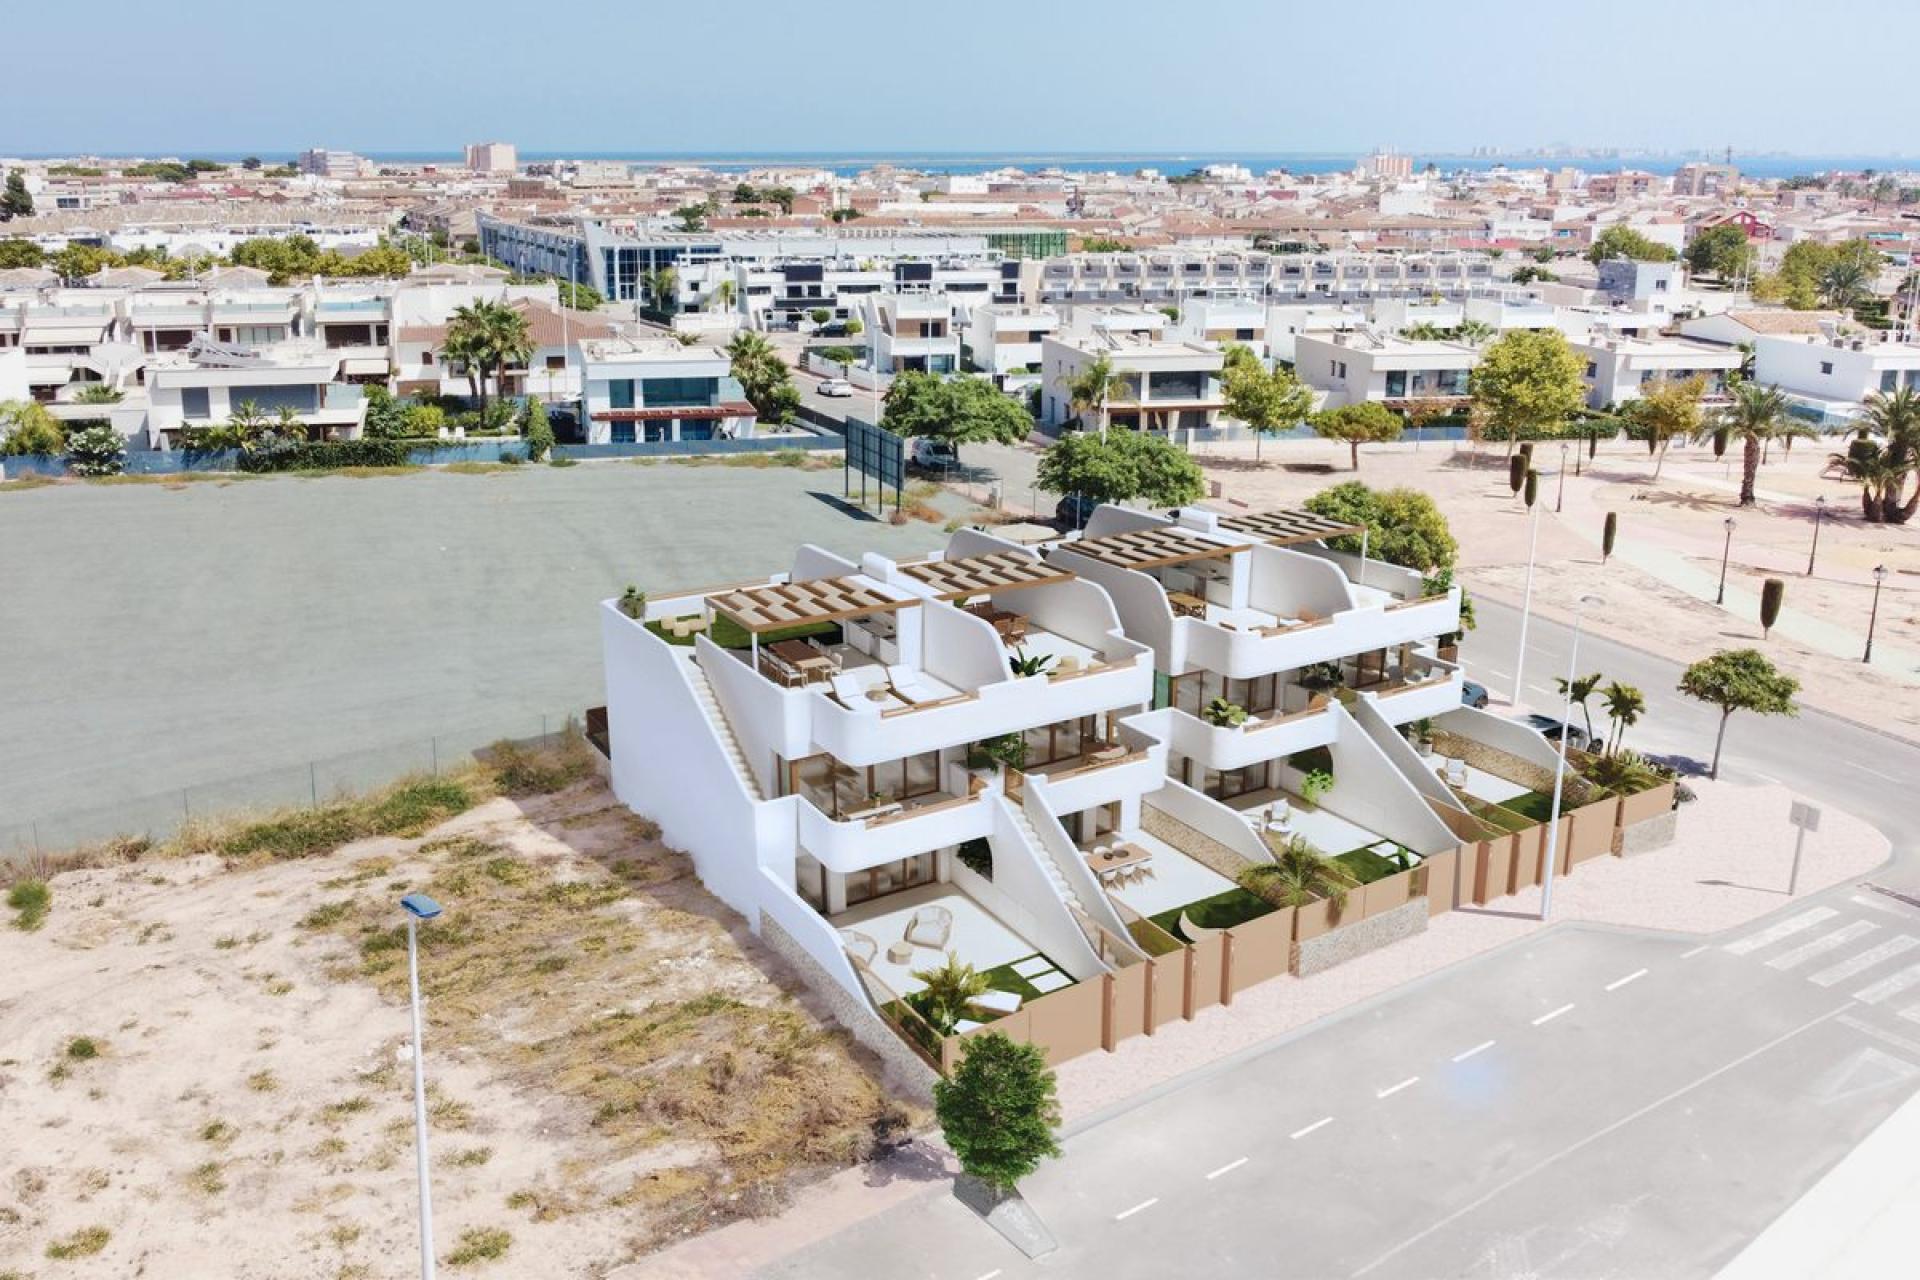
[[0, 784, 909, 1279], [625, 776, 1890, 1277], [1179, 434, 1920, 737]]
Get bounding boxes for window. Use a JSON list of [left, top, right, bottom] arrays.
[[1881, 369, 1898, 393], [1385, 370, 1407, 397], [609, 379, 635, 409], [1820, 361, 1834, 376], [546, 355, 566, 371], [1586, 361, 1598, 378], [181, 387, 211, 419], [610, 421, 636, 444], [642, 376, 716, 408]]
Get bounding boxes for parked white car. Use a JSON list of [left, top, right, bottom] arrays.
[[818, 378, 854, 398]]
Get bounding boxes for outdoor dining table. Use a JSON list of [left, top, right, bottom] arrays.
[[967, 605, 1028, 642], [768, 639, 835, 683], [1083, 842, 1153, 880], [1166, 591, 1206, 619]]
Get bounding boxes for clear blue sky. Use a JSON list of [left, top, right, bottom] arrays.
[[8, 0, 1915, 158]]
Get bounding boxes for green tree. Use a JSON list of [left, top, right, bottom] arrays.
[[1469, 329, 1587, 460], [341, 241, 413, 279], [1620, 375, 1705, 480], [1035, 429, 1204, 509], [1678, 648, 1799, 779], [1759, 577, 1786, 638], [0, 170, 32, 219], [1715, 382, 1813, 506], [1587, 225, 1678, 265], [0, 238, 45, 268], [1553, 672, 1604, 741], [1078, 236, 1129, 253], [556, 279, 604, 311], [50, 243, 126, 284], [1309, 401, 1403, 471], [1302, 481, 1459, 573], [63, 422, 125, 476], [1220, 346, 1313, 462], [908, 953, 992, 1035], [0, 401, 65, 455], [361, 386, 409, 439], [671, 204, 707, 233], [883, 373, 1030, 457], [1055, 354, 1128, 434], [646, 266, 679, 314], [725, 330, 801, 425], [1241, 834, 1360, 909], [933, 1032, 1062, 1198], [1600, 680, 1645, 755], [523, 395, 554, 462], [1685, 224, 1755, 282], [1829, 387, 1920, 523], [445, 300, 532, 414]]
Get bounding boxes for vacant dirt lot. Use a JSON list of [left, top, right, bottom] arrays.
[[0, 778, 913, 1278]]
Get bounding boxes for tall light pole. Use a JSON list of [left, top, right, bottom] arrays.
[[1864, 564, 1889, 663], [1806, 495, 1827, 576], [1555, 441, 1568, 513], [402, 893, 444, 1280], [1715, 516, 1736, 605], [1512, 492, 1543, 706], [1540, 594, 1605, 921]]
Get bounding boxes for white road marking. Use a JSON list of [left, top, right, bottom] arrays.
[[1350, 1006, 1846, 1277], [1605, 968, 1649, 992], [1453, 1039, 1496, 1063], [1377, 1076, 1421, 1098], [1810, 936, 1920, 987], [975, 1271, 1003, 1280], [1205, 1157, 1249, 1180], [1901, 1006, 1920, 1027], [1855, 963, 1920, 1006], [1723, 906, 1840, 955], [1291, 1116, 1334, 1139], [1680, 945, 1709, 959], [1533, 1003, 1576, 1026], [1768, 920, 1878, 970], [1114, 1198, 1158, 1221], [1483, 668, 1512, 680], [1855, 764, 1902, 782]]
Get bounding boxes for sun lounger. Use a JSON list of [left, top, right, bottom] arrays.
[[973, 988, 1022, 1015], [904, 904, 953, 949]]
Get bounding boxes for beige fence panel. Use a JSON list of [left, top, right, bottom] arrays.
[[1021, 979, 1105, 1065], [1187, 933, 1225, 1017], [1619, 782, 1675, 827], [1147, 952, 1185, 1030], [1363, 867, 1414, 918], [1108, 962, 1148, 1045], [1422, 848, 1459, 915], [1293, 895, 1346, 941], [1567, 799, 1616, 865], [1225, 907, 1294, 992]]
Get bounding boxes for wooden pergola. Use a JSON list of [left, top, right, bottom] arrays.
[[1218, 508, 1365, 547], [1064, 525, 1250, 572], [706, 577, 920, 666], [899, 550, 1075, 601]]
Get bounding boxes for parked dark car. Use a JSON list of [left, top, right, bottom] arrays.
[[1460, 680, 1489, 709], [1055, 494, 1101, 529], [1521, 713, 1592, 752]]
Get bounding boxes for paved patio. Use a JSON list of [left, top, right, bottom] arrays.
[[1431, 757, 1533, 806], [1226, 788, 1390, 856], [830, 883, 1035, 998], [1102, 831, 1238, 919]]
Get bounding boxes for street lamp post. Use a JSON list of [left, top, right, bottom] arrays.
[[1512, 495, 1543, 705], [1555, 441, 1568, 513], [1807, 496, 1827, 576], [1716, 516, 1736, 606], [1540, 594, 1605, 921], [402, 893, 445, 1280], [1865, 564, 1889, 663]]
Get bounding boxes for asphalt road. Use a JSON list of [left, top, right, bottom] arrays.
[[762, 600, 1920, 1280]]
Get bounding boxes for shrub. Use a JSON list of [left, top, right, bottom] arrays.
[[235, 439, 415, 472], [360, 777, 473, 837], [1203, 698, 1247, 728], [66, 1036, 101, 1060], [486, 734, 596, 795], [8, 877, 50, 930], [64, 423, 126, 476], [45, 1225, 111, 1260], [1300, 768, 1335, 806], [445, 1228, 512, 1267], [0, 401, 66, 455], [523, 397, 554, 462]]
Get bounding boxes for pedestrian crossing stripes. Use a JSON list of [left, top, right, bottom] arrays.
[[1724, 907, 1839, 956], [1855, 964, 1920, 1006], [1810, 936, 1920, 988], [1767, 921, 1878, 970]]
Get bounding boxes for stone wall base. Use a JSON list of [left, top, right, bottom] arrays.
[[1618, 808, 1679, 857], [758, 912, 938, 1102], [1293, 897, 1429, 978], [1143, 805, 1258, 882]]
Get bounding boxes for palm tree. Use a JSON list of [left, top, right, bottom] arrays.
[[1241, 835, 1359, 910], [647, 266, 679, 315], [1840, 386, 1920, 524], [1552, 672, 1604, 742], [1600, 681, 1645, 755], [1057, 354, 1128, 436], [909, 953, 991, 1035], [1818, 258, 1872, 314], [444, 302, 495, 415], [478, 301, 534, 405], [1456, 319, 1496, 348], [1715, 382, 1814, 506]]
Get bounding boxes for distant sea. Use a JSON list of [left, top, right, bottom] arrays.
[[16, 149, 1919, 180]]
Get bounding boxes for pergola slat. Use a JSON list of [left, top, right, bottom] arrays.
[[1065, 525, 1250, 571], [708, 576, 920, 634], [900, 550, 1076, 601], [1218, 508, 1366, 546]]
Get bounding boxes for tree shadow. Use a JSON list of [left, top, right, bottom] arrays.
[[1452, 904, 1542, 921], [1697, 877, 1786, 894], [862, 1139, 955, 1189]]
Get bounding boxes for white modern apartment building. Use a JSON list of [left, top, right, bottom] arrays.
[[1174, 297, 1268, 354], [464, 141, 517, 174], [143, 339, 368, 446], [966, 303, 1059, 388], [576, 337, 754, 444], [1038, 330, 1226, 433], [1570, 335, 1742, 409], [859, 293, 961, 375], [599, 508, 1473, 1042], [1751, 331, 1920, 426], [1035, 250, 1499, 307], [1294, 330, 1477, 408]]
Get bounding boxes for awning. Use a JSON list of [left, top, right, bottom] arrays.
[[598, 401, 756, 422], [21, 324, 111, 345], [341, 357, 391, 377]]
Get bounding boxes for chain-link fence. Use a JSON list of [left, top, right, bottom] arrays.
[[2, 710, 587, 864]]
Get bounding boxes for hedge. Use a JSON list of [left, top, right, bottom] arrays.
[[235, 439, 417, 473]]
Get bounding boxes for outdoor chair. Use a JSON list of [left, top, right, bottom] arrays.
[[904, 904, 953, 949], [838, 929, 878, 965]]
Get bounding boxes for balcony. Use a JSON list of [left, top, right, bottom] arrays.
[[1166, 699, 1339, 773], [797, 787, 993, 875]]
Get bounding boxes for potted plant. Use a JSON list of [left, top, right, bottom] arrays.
[[1299, 767, 1335, 808], [1203, 698, 1248, 728], [1008, 649, 1054, 678], [618, 585, 646, 619], [1411, 717, 1435, 758]]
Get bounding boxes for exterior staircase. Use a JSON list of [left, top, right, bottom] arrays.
[[686, 659, 764, 801], [1010, 803, 1091, 923]]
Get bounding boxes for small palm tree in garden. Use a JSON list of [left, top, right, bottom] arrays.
[[910, 953, 991, 1035], [1600, 681, 1645, 755], [1242, 835, 1358, 909]]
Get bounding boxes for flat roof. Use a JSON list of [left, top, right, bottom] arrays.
[[1066, 525, 1249, 571], [1217, 508, 1366, 547], [707, 576, 919, 634], [900, 550, 1075, 600]]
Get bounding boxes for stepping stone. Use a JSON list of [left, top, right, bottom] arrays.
[[1011, 955, 1053, 978], [1029, 970, 1071, 993]]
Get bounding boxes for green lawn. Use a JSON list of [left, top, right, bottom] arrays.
[[1466, 797, 1539, 833], [1126, 917, 1184, 957], [1494, 790, 1560, 824], [978, 953, 1064, 1001], [1149, 887, 1277, 942], [645, 616, 839, 650], [1333, 846, 1410, 885]]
